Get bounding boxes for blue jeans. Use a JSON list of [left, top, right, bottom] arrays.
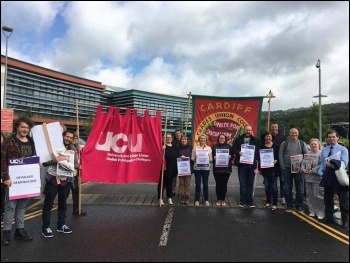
[[263, 176, 278, 206], [283, 168, 304, 209], [2, 187, 28, 231], [238, 165, 255, 205], [194, 170, 210, 202]]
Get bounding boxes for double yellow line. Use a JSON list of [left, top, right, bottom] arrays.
[[293, 211, 349, 245], [1, 206, 57, 227]]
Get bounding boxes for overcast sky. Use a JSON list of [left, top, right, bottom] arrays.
[[1, 1, 349, 111]]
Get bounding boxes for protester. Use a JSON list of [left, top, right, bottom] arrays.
[[171, 129, 182, 196], [279, 128, 308, 213], [270, 123, 286, 205], [191, 134, 213, 206], [177, 135, 193, 204], [1, 117, 36, 245], [41, 130, 78, 237], [158, 133, 178, 205], [71, 134, 87, 216], [259, 131, 279, 210], [1, 131, 6, 219], [212, 134, 233, 206], [301, 138, 324, 219], [232, 125, 260, 208], [318, 130, 349, 228]]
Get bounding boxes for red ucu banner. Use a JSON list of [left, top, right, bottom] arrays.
[[82, 105, 163, 183]]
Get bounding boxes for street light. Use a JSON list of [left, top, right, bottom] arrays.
[[313, 59, 327, 143], [2, 26, 13, 108]]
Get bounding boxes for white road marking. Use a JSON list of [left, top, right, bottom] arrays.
[[159, 207, 174, 246]]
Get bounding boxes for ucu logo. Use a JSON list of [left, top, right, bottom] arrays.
[[9, 159, 24, 164], [95, 132, 142, 153]]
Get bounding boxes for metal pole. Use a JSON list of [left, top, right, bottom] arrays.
[[3, 36, 9, 108], [318, 65, 322, 142], [2, 26, 13, 108]]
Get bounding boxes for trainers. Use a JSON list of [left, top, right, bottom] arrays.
[[248, 204, 256, 208], [14, 228, 33, 241], [194, 201, 200, 206], [309, 213, 315, 217], [42, 228, 54, 238], [57, 225, 72, 234], [297, 207, 304, 214], [272, 205, 277, 211], [285, 207, 293, 212], [168, 198, 173, 205], [159, 199, 164, 205], [204, 201, 210, 206], [238, 204, 245, 208], [281, 197, 286, 205]]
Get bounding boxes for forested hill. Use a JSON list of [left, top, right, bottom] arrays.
[[261, 102, 349, 130]]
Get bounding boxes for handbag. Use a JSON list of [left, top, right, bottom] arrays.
[[335, 161, 349, 186]]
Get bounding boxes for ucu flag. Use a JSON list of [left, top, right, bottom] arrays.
[[82, 105, 163, 184]]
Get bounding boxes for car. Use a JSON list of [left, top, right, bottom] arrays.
[[306, 144, 311, 152]]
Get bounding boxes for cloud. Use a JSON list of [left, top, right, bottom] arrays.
[[1, 1, 349, 111]]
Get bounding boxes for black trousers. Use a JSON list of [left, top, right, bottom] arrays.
[[71, 175, 80, 211], [42, 181, 71, 230], [324, 186, 349, 222]]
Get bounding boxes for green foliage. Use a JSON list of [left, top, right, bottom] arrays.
[[338, 137, 349, 149], [83, 112, 95, 137], [260, 102, 349, 141]]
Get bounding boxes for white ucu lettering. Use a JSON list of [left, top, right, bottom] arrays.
[[95, 132, 142, 153], [9, 159, 24, 164]]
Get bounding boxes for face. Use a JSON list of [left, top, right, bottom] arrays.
[[310, 140, 319, 151], [73, 136, 78, 145], [265, 134, 272, 141], [244, 126, 252, 137], [63, 132, 74, 146], [199, 135, 207, 144], [16, 122, 30, 138], [166, 134, 172, 143], [218, 135, 226, 143], [289, 129, 299, 141], [270, 124, 278, 135], [180, 137, 188, 145], [327, 132, 338, 145], [175, 131, 182, 140]]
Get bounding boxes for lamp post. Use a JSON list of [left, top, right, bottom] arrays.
[[313, 59, 327, 143], [2, 26, 13, 108]]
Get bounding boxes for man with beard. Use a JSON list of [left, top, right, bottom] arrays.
[[41, 130, 78, 238], [232, 125, 260, 208]]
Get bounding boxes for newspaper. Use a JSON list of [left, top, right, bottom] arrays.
[[302, 154, 318, 173], [56, 149, 75, 177], [290, 154, 303, 173]]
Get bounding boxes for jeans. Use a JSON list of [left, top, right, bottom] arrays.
[[263, 176, 278, 206], [157, 174, 173, 200], [283, 168, 304, 209], [2, 187, 28, 231], [194, 170, 210, 202], [71, 175, 80, 211], [238, 165, 255, 205], [42, 181, 71, 230]]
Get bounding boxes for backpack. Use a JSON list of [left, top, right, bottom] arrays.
[[283, 139, 305, 155]]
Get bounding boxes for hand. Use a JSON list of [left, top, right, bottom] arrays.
[[4, 179, 12, 187]]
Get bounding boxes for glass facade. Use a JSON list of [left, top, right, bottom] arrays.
[[1, 56, 192, 138], [103, 89, 192, 134]]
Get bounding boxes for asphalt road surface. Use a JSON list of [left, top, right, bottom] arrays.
[[1, 169, 349, 262]]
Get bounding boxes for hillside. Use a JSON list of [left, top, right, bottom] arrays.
[[260, 102, 349, 136]]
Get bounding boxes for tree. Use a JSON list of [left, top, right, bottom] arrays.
[[83, 112, 95, 137], [300, 102, 328, 143]]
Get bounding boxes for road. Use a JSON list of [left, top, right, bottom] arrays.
[[1, 168, 349, 262]]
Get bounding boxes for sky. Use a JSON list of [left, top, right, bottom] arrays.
[[1, 1, 349, 111]]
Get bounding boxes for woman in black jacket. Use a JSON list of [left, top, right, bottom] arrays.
[[212, 134, 233, 206]]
